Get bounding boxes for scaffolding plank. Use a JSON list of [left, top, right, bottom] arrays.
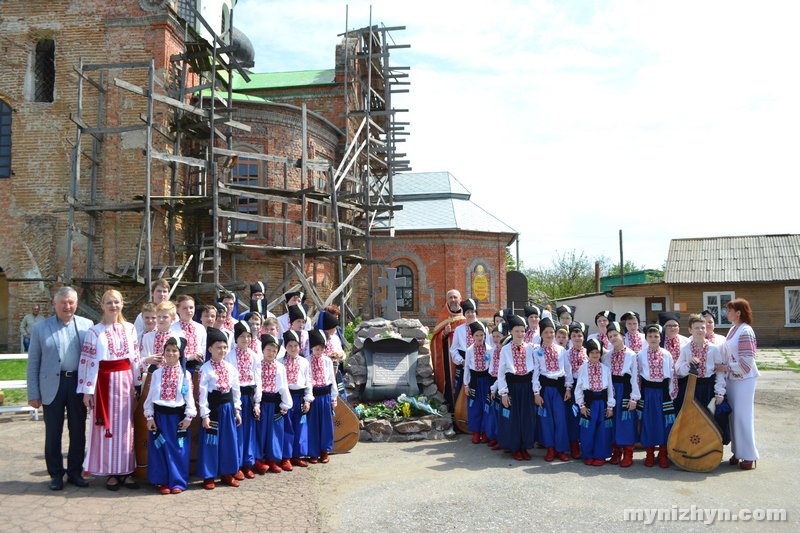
[[218, 209, 334, 230], [84, 62, 150, 71], [151, 151, 209, 169]]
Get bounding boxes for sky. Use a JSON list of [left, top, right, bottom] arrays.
[[234, 0, 799, 271]]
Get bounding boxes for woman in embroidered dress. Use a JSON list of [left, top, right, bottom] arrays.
[[720, 298, 760, 470], [78, 290, 142, 491]]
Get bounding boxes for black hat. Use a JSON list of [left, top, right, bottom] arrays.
[[539, 317, 556, 331], [700, 309, 714, 317], [288, 304, 307, 323], [460, 299, 477, 313], [242, 311, 261, 323], [469, 321, 486, 336], [218, 292, 235, 303], [321, 312, 339, 330], [164, 335, 187, 357], [308, 329, 327, 349], [658, 311, 681, 326], [584, 338, 604, 354], [524, 305, 541, 318], [595, 310, 616, 324], [555, 305, 573, 318], [620, 311, 640, 323], [284, 291, 304, 302], [234, 320, 254, 342], [493, 309, 506, 320], [250, 282, 267, 296], [607, 321, 624, 334], [555, 324, 569, 335], [644, 323, 664, 340], [569, 321, 588, 337], [260, 334, 279, 350], [212, 302, 227, 314], [207, 327, 228, 346], [506, 314, 526, 329], [494, 323, 509, 336], [283, 330, 301, 346], [250, 299, 267, 314]]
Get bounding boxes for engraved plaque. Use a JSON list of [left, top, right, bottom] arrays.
[[372, 353, 409, 386]]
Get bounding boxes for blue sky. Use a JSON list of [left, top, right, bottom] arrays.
[[234, 0, 799, 271]]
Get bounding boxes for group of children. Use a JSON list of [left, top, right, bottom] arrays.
[[136, 280, 346, 493], [457, 302, 729, 468]]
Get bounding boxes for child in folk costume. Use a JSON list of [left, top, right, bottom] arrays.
[[462, 321, 492, 444], [197, 328, 242, 489], [565, 322, 588, 459], [263, 317, 286, 361], [575, 338, 615, 466], [256, 334, 292, 473], [659, 311, 691, 411], [496, 314, 537, 461], [238, 282, 275, 321], [144, 336, 196, 494], [533, 317, 574, 462], [636, 324, 678, 468], [493, 309, 508, 327], [277, 291, 311, 334], [140, 301, 178, 372], [319, 309, 348, 401], [674, 314, 725, 412], [450, 299, 482, 402], [138, 303, 158, 348], [555, 305, 574, 327], [281, 329, 313, 469], [555, 324, 570, 348], [171, 295, 207, 372], [701, 309, 730, 362], [218, 292, 237, 333], [587, 310, 615, 353], [288, 304, 311, 357], [244, 311, 264, 355], [620, 311, 645, 354], [306, 330, 338, 464], [198, 304, 217, 328], [523, 305, 542, 345], [226, 321, 263, 478], [486, 323, 508, 450], [212, 303, 235, 350], [602, 321, 640, 467]]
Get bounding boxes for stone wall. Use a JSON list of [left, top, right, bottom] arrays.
[[360, 415, 455, 442]]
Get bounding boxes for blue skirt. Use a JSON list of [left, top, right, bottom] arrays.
[[611, 381, 640, 446], [257, 396, 286, 461], [579, 399, 613, 460], [497, 381, 536, 451], [639, 387, 674, 448], [538, 385, 570, 452], [147, 411, 190, 490], [467, 375, 491, 433], [196, 403, 239, 479], [306, 390, 334, 457], [283, 391, 308, 458], [236, 393, 258, 467]]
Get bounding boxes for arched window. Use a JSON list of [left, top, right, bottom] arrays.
[[0, 99, 11, 179], [395, 265, 414, 311], [230, 156, 260, 235]]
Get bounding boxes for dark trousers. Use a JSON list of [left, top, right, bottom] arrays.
[[42, 374, 87, 478]]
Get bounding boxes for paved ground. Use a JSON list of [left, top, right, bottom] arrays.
[[1, 368, 799, 532]]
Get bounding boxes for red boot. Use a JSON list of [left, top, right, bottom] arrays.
[[486, 438, 498, 447], [511, 451, 524, 461], [243, 467, 256, 479], [644, 447, 655, 467], [480, 433, 490, 444], [203, 478, 216, 490], [320, 451, 330, 464], [471, 432, 481, 444], [279, 458, 293, 471], [658, 446, 670, 468], [592, 459, 606, 466], [233, 469, 245, 481], [544, 447, 556, 462], [620, 445, 634, 467], [290, 457, 308, 468], [267, 460, 283, 473], [253, 460, 269, 474], [569, 441, 581, 459], [557, 451, 570, 462], [610, 443, 622, 464], [221, 474, 240, 487], [584, 458, 594, 465], [490, 443, 501, 450], [520, 449, 531, 460]]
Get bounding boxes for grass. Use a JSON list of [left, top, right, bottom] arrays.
[[0, 360, 27, 380], [1, 388, 28, 405]]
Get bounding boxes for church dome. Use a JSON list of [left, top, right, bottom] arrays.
[[231, 26, 255, 69]]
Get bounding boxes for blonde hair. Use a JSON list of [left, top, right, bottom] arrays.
[[101, 290, 126, 324], [155, 300, 177, 318]]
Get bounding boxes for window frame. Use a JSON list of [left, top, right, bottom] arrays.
[[34, 39, 56, 103], [785, 286, 800, 327], [0, 99, 11, 179], [702, 291, 736, 328], [228, 156, 261, 237], [394, 265, 414, 312]]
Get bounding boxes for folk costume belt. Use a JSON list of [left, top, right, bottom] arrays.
[[94, 358, 132, 438], [505, 372, 532, 384], [583, 389, 608, 402], [261, 392, 282, 404], [539, 375, 566, 396], [313, 385, 332, 396], [154, 404, 186, 416]]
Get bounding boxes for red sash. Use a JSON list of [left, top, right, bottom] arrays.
[[94, 358, 132, 438]]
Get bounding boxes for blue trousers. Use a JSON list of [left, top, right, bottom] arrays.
[[257, 397, 285, 461], [639, 387, 674, 448], [579, 399, 612, 460], [466, 375, 491, 433], [236, 393, 258, 467], [497, 380, 536, 452], [284, 391, 308, 458], [196, 403, 239, 479], [538, 385, 569, 452], [147, 411, 190, 490], [306, 391, 334, 457], [610, 381, 640, 446]]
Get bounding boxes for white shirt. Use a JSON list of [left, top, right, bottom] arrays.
[[450, 322, 494, 365], [532, 343, 574, 394], [602, 346, 641, 401], [282, 354, 314, 403], [574, 361, 616, 409], [260, 359, 293, 411], [636, 347, 678, 400], [197, 359, 242, 419], [495, 342, 537, 396], [674, 340, 726, 398], [143, 365, 197, 420], [225, 347, 262, 396], [171, 320, 207, 358]]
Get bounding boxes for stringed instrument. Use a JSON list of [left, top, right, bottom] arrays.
[[667, 364, 723, 472], [454, 389, 471, 434], [332, 400, 360, 453], [132, 373, 152, 481]]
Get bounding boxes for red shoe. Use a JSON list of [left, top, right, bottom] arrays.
[[253, 460, 269, 475], [557, 451, 570, 462], [320, 451, 330, 464], [610, 443, 622, 464], [658, 446, 670, 468], [233, 469, 245, 481], [486, 439, 498, 447], [584, 458, 594, 465], [308, 457, 320, 464], [290, 458, 308, 467], [243, 467, 256, 479], [171, 488, 183, 494], [740, 460, 757, 470], [480, 433, 490, 444], [592, 459, 606, 466], [279, 459, 293, 471], [644, 447, 655, 467], [511, 451, 524, 461], [729, 456, 740, 466], [520, 449, 531, 460], [620, 445, 634, 468], [267, 460, 283, 473], [569, 441, 581, 459], [544, 447, 556, 462], [490, 443, 501, 450], [220, 474, 240, 487], [203, 478, 216, 490], [159, 485, 171, 494], [471, 432, 481, 444]]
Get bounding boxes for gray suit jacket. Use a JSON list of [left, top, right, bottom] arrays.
[[26, 315, 95, 405]]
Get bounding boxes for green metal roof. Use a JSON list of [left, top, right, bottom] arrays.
[[197, 89, 272, 103], [232, 69, 336, 91]]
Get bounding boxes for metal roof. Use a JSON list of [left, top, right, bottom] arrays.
[[231, 69, 336, 91], [378, 172, 517, 239], [664, 234, 800, 283]]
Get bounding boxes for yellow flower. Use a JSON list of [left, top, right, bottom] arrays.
[[402, 402, 411, 418]]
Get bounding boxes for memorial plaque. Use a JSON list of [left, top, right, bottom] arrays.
[[372, 353, 410, 386]]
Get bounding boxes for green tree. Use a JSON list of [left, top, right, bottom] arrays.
[[506, 247, 524, 272]]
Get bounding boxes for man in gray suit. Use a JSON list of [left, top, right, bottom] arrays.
[[27, 286, 94, 490]]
